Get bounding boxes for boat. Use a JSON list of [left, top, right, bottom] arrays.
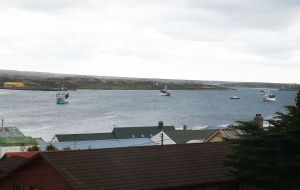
[[56, 86, 69, 104], [262, 90, 276, 102], [160, 85, 171, 96], [230, 96, 240, 100]]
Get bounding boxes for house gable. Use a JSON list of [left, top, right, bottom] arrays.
[[151, 131, 176, 145], [0, 156, 71, 190]]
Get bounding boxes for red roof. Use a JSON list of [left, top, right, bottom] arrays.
[[5, 151, 39, 159]]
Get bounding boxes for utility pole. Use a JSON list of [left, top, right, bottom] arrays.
[[1, 117, 4, 131], [73, 134, 77, 150]]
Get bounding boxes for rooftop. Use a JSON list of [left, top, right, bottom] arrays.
[[113, 125, 175, 139], [0, 142, 233, 190], [0, 127, 24, 138], [0, 136, 37, 146], [54, 132, 115, 142], [165, 129, 218, 144], [41, 138, 155, 150]]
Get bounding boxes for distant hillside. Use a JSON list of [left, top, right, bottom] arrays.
[[220, 81, 300, 91], [0, 70, 228, 91]]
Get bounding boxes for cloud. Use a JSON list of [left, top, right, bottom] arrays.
[[0, 0, 299, 83]]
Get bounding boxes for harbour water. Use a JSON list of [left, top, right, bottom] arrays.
[[0, 88, 297, 141]]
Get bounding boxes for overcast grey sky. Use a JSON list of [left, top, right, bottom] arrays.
[[0, 0, 299, 83]]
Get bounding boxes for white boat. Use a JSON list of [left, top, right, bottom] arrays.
[[262, 90, 276, 102], [160, 85, 171, 96], [230, 96, 240, 100], [56, 86, 69, 104]]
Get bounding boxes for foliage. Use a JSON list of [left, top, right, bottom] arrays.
[[62, 147, 71, 151], [228, 90, 300, 190], [46, 144, 57, 151], [27, 145, 40, 151]]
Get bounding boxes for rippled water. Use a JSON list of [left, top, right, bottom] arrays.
[[0, 88, 296, 140]]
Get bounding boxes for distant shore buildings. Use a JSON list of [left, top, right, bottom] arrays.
[[3, 82, 25, 88]]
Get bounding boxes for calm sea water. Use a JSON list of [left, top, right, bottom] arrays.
[[0, 88, 297, 141]]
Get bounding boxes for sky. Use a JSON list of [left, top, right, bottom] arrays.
[[0, 0, 300, 83]]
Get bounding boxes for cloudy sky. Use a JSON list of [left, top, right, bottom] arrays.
[[0, 0, 300, 83]]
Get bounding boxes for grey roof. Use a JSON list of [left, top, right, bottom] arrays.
[[54, 132, 116, 142], [27, 142, 232, 190], [165, 129, 218, 144], [0, 127, 24, 138], [34, 138, 46, 144], [113, 126, 175, 139], [0, 156, 28, 178]]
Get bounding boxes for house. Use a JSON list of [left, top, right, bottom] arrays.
[[51, 121, 175, 143], [0, 142, 241, 190], [0, 127, 25, 138], [0, 127, 38, 157], [3, 82, 25, 88], [204, 128, 244, 142], [0, 136, 38, 157], [112, 124, 175, 139], [151, 129, 219, 145]]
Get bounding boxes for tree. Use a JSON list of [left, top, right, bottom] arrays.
[[27, 145, 40, 151], [46, 144, 57, 151], [228, 90, 300, 190]]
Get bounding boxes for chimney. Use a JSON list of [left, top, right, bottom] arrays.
[[183, 125, 187, 130], [158, 121, 164, 130], [254, 113, 264, 128]]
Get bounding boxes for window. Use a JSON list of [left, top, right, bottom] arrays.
[[30, 186, 41, 190], [13, 183, 23, 190]]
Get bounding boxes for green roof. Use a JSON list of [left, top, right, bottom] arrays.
[[164, 129, 218, 144], [0, 137, 38, 146]]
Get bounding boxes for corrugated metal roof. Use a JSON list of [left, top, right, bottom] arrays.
[[0, 127, 24, 138], [219, 128, 244, 139], [165, 129, 218, 144], [113, 126, 175, 139], [0, 137, 37, 146], [40, 138, 156, 150], [55, 132, 116, 142], [39, 142, 232, 190]]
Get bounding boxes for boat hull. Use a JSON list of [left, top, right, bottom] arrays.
[[56, 99, 68, 104], [263, 97, 276, 102], [160, 92, 171, 96]]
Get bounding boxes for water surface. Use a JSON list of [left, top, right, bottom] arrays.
[[0, 88, 296, 140]]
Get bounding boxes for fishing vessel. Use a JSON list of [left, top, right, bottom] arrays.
[[56, 86, 69, 104], [160, 85, 171, 96], [262, 90, 276, 102]]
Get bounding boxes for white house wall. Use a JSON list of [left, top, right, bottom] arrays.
[[151, 131, 176, 145], [0, 145, 32, 158]]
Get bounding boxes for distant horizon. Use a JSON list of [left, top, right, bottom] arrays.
[[1, 69, 298, 84]]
